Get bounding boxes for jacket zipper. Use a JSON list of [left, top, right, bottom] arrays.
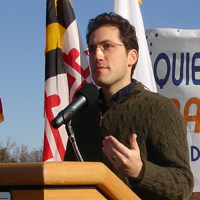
[[99, 116, 103, 126]]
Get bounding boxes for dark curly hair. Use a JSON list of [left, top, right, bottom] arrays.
[[86, 12, 139, 74]]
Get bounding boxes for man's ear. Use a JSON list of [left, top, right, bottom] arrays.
[[128, 49, 138, 67]]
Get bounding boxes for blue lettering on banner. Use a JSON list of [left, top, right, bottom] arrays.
[[191, 146, 200, 161], [186, 53, 190, 85], [154, 52, 200, 89], [192, 53, 200, 85], [172, 53, 184, 86], [154, 53, 170, 89]]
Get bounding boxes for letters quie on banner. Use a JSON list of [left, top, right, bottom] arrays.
[[146, 28, 200, 192]]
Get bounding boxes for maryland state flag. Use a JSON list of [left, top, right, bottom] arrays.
[[0, 98, 4, 123], [43, 0, 92, 162]]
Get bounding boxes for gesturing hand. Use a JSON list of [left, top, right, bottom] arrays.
[[102, 134, 144, 181]]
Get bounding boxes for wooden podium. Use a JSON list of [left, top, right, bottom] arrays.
[[0, 162, 140, 200]]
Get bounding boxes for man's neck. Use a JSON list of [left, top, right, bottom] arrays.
[[101, 88, 115, 106], [101, 80, 131, 105]]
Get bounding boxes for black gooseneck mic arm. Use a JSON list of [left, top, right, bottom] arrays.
[[65, 121, 83, 162], [51, 83, 99, 162]]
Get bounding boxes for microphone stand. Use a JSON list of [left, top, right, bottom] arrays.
[[65, 121, 83, 162]]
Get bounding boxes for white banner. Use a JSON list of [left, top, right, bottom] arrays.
[[145, 28, 200, 192]]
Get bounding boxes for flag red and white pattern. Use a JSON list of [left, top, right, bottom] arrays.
[[43, 0, 91, 162], [114, 0, 157, 92]]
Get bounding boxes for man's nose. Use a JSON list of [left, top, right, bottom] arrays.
[[94, 46, 104, 61]]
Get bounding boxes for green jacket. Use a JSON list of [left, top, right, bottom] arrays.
[[64, 82, 194, 200]]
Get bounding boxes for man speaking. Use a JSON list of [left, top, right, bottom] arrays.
[[64, 12, 194, 200]]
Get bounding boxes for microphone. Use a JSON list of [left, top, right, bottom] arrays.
[[51, 83, 99, 129]]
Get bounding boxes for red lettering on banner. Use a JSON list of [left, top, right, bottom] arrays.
[[171, 97, 200, 133]]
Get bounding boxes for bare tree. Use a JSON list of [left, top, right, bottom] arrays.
[[0, 137, 43, 163], [0, 137, 16, 163], [29, 147, 43, 162]]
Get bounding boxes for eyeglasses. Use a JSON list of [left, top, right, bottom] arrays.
[[84, 41, 124, 56]]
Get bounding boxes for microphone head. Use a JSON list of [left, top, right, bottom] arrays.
[[76, 83, 99, 107]]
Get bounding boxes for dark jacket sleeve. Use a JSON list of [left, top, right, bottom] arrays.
[[130, 100, 194, 200]]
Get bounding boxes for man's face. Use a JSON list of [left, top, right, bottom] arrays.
[[88, 25, 137, 92]]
